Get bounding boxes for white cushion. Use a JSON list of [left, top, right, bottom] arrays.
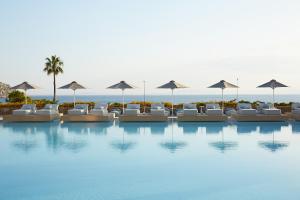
[[90, 109, 108, 116], [94, 103, 108, 110], [292, 103, 300, 110], [184, 103, 197, 109], [35, 109, 58, 115], [183, 109, 198, 116], [151, 109, 168, 116], [151, 103, 165, 110], [44, 104, 59, 111], [238, 109, 257, 115], [124, 109, 140, 115], [263, 109, 281, 115], [68, 109, 88, 115], [127, 104, 140, 109], [206, 109, 223, 116], [206, 104, 220, 109], [292, 109, 300, 115], [13, 109, 32, 115], [237, 103, 252, 110]]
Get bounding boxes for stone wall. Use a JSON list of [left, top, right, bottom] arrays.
[[0, 82, 11, 98]]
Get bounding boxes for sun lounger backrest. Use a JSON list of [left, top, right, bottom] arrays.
[[21, 104, 36, 112], [44, 104, 59, 111], [75, 104, 89, 111], [184, 103, 197, 109], [127, 104, 140, 109], [206, 103, 220, 109], [94, 103, 108, 110], [257, 102, 270, 110], [237, 103, 252, 110], [292, 103, 300, 110], [151, 103, 165, 109]]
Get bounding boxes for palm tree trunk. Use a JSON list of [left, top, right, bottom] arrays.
[[53, 74, 56, 102]]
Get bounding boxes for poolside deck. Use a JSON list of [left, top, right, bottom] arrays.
[[3, 114, 60, 122], [61, 113, 115, 122]]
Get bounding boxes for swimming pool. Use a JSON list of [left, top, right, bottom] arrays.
[[1, 121, 300, 200]]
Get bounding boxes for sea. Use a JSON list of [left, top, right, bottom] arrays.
[[1, 94, 300, 103]]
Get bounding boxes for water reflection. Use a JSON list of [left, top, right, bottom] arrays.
[[12, 140, 37, 153], [111, 130, 136, 153], [209, 132, 238, 153], [203, 122, 228, 134], [236, 122, 258, 134], [119, 123, 142, 135], [160, 121, 187, 153], [291, 122, 300, 134], [177, 122, 199, 134], [61, 122, 111, 135], [258, 122, 288, 134], [147, 122, 168, 135]]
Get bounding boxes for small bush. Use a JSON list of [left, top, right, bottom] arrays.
[[6, 91, 31, 103]]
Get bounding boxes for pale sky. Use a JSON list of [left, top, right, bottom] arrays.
[[0, 0, 300, 96]]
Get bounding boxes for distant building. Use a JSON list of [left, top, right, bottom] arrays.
[[0, 82, 11, 98]]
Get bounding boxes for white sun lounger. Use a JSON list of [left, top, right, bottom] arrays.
[[206, 104, 223, 116], [182, 103, 198, 116], [90, 103, 108, 115], [124, 104, 140, 116], [35, 104, 59, 115], [68, 104, 89, 115], [12, 104, 36, 115], [237, 103, 257, 115], [150, 103, 169, 116]]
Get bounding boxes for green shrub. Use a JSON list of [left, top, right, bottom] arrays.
[[6, 91, 31, 103]]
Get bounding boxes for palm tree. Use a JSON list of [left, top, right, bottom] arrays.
[[43, 55, 64, 102]]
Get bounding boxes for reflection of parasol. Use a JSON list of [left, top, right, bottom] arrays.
[[63, 139, 87, 153], [160, 120, 187, 153], [111, 131, 136, 153], [12, 140, 37, 153], [209, 132, 238, 153], [259, 132, 289, 152]]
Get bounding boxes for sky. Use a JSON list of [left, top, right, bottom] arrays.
[[0, 0, 300, 96]]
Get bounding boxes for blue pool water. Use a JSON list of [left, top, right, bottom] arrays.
[[1, 121, 300, 200]]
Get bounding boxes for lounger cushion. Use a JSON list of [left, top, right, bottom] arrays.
[[206, 104, 220, 109], [292, 103, 300, 110], [35, 109, 58, 115], [263, 109, 281, 115], [12, 109, 32, 115], [206, 109, 223, 115], [68, 109, 88, 115], [124, 109, 140, 115], [237, 109, 257, 115], [151, 109, 167, 116], [184, 104, 197, 109], [292, 109, 300, 115], [12, 104, 36, 115], [127, 104, 140, 109], [90, 109, 108, 115], [151, 104, 165, 110], [94, 103, 108, 110], [183, 109, 198, 116]]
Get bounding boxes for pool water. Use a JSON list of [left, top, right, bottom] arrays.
[[1, 121, 300, 200]]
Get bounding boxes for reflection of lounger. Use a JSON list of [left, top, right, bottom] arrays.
[[119, 123, 142, 134], [291, 122, 300, 134], [147, 122, 168, 134], [178, 122, 199, 134], [258, 122, 288, 134], [202, 122, 227, 134], [236, 122, 258, 134]]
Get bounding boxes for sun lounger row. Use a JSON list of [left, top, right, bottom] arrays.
[[2, 102, 300, 122]]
